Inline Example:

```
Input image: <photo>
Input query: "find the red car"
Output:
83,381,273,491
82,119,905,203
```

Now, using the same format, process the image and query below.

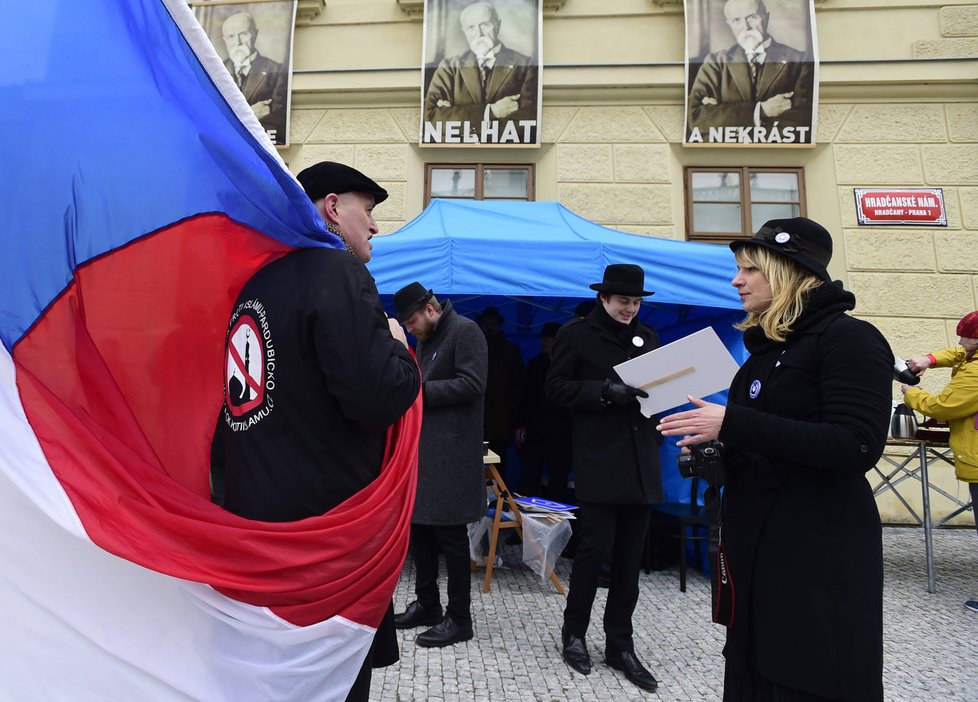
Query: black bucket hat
393,282,433,322
589,264,654,297
730,217,832,282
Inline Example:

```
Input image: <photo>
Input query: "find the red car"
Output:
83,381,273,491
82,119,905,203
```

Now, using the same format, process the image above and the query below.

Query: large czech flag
0,1,421,699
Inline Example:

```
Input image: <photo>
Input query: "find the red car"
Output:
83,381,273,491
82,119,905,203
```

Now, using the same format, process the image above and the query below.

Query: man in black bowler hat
214,161,419,702
545,263,663,693
391,281,488,648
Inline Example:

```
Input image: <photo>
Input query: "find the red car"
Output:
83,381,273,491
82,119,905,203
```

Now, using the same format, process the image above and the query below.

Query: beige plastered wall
280,0,978,525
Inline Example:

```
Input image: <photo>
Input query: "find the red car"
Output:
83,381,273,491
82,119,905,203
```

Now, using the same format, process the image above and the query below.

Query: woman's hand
656,395,726,447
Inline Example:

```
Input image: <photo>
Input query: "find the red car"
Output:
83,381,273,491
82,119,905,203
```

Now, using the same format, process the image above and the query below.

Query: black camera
677,440,726,486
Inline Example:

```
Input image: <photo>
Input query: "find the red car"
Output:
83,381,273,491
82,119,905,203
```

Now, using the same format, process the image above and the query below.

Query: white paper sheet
613,327,740,417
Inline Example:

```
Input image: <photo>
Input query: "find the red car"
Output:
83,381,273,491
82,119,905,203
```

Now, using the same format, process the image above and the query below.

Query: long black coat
546,304,663,504
717,283,891,701
412,301,488,526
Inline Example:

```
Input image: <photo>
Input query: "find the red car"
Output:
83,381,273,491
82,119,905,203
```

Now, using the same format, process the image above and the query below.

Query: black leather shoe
606,650,658,692
393,601,443,630
415,615,474,648
560,626,592,675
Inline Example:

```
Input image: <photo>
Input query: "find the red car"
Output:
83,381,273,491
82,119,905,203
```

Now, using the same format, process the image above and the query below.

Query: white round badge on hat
632,336,644,348
774,232,791,244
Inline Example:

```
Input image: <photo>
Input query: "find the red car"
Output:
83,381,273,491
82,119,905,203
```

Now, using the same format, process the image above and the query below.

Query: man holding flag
216,161,421,700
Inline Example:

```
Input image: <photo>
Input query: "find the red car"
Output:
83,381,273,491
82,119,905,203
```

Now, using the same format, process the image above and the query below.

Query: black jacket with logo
217,247,420,522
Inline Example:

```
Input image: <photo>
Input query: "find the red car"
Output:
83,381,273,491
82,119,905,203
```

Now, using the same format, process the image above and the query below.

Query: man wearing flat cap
545,263,663,693
391,282,488,648
214,161,419,701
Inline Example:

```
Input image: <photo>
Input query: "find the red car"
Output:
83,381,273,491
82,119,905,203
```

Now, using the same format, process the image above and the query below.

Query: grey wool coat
412,301,489,525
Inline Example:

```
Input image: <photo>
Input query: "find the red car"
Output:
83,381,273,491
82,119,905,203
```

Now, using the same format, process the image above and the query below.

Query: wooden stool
482,459,565,595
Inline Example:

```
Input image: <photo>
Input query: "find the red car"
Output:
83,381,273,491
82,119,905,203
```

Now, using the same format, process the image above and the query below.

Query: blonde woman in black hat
658,218,893,702
545,263,663,693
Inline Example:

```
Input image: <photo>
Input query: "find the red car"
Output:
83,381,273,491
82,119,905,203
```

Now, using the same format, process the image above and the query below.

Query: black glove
602,380,649,407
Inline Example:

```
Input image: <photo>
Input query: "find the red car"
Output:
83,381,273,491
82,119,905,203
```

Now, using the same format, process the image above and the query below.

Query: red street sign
853,188,947,226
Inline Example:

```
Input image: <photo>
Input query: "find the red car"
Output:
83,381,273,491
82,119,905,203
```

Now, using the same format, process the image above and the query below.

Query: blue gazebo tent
368,199,746,507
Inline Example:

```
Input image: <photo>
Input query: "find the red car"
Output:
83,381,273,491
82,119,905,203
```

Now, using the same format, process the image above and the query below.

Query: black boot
415,615,474,648
393,600,443,629
606,650,658,692
560,626,592,675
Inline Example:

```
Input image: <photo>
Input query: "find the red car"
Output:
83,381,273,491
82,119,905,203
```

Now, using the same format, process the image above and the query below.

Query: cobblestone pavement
372,527,977,701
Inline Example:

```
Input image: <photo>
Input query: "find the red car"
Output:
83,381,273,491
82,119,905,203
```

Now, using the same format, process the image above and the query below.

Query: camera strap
712,525,735,626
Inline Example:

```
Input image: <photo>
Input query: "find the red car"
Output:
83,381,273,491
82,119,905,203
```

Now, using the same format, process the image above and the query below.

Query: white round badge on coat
749,379,762,399
775,232,791,244
632,336,644,348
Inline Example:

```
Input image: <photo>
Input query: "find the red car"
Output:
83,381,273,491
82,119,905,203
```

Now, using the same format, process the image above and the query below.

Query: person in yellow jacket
902,310,978,613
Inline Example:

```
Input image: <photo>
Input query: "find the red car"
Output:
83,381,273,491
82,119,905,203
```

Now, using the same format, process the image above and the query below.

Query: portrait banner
683,0,819,147
193,0,296,147
420,0,543,147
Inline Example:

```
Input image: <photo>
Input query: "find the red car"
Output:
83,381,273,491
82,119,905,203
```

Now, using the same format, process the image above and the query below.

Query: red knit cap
956,311,978,338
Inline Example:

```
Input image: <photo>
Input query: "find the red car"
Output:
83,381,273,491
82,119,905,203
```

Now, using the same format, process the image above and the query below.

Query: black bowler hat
296,161,389,205
589,264,654,297
730,217,832,282
393,281,433,322
541,322,561,337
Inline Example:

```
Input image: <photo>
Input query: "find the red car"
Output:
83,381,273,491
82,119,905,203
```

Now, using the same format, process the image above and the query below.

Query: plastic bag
521,515,572,581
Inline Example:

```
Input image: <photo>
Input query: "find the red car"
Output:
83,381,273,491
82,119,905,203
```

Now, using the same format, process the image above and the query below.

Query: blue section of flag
0,0,336,351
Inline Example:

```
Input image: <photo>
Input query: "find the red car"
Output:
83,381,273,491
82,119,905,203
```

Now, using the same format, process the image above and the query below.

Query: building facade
277,0,977,523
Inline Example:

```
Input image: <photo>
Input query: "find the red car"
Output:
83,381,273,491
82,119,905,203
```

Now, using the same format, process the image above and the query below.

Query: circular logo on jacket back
226,315,265,416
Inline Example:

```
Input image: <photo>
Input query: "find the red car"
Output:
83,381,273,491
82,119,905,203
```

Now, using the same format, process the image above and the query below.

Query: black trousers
520,432,572,504
410,522,472,625
343,604,398,702
563,502,651,654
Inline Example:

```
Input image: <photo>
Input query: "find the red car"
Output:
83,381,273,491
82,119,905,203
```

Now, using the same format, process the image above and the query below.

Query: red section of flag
13,215,421,628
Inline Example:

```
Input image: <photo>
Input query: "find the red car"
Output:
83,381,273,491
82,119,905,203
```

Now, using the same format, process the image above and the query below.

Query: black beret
296,161,388,205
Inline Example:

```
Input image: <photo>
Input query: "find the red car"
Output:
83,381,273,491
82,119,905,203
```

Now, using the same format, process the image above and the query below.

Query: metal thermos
890,403,919,440
893,356,920,385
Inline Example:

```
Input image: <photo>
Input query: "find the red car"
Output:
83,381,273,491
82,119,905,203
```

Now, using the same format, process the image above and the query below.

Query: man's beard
413,318,436,342
228,44,252,67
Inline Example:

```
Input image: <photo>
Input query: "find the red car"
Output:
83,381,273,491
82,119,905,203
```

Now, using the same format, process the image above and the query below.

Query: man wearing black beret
214,162,419,702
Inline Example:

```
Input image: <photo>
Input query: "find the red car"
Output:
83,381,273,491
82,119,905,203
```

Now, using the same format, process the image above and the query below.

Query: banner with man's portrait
192,0,296,147
683,0,819,147
420,0,543,147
